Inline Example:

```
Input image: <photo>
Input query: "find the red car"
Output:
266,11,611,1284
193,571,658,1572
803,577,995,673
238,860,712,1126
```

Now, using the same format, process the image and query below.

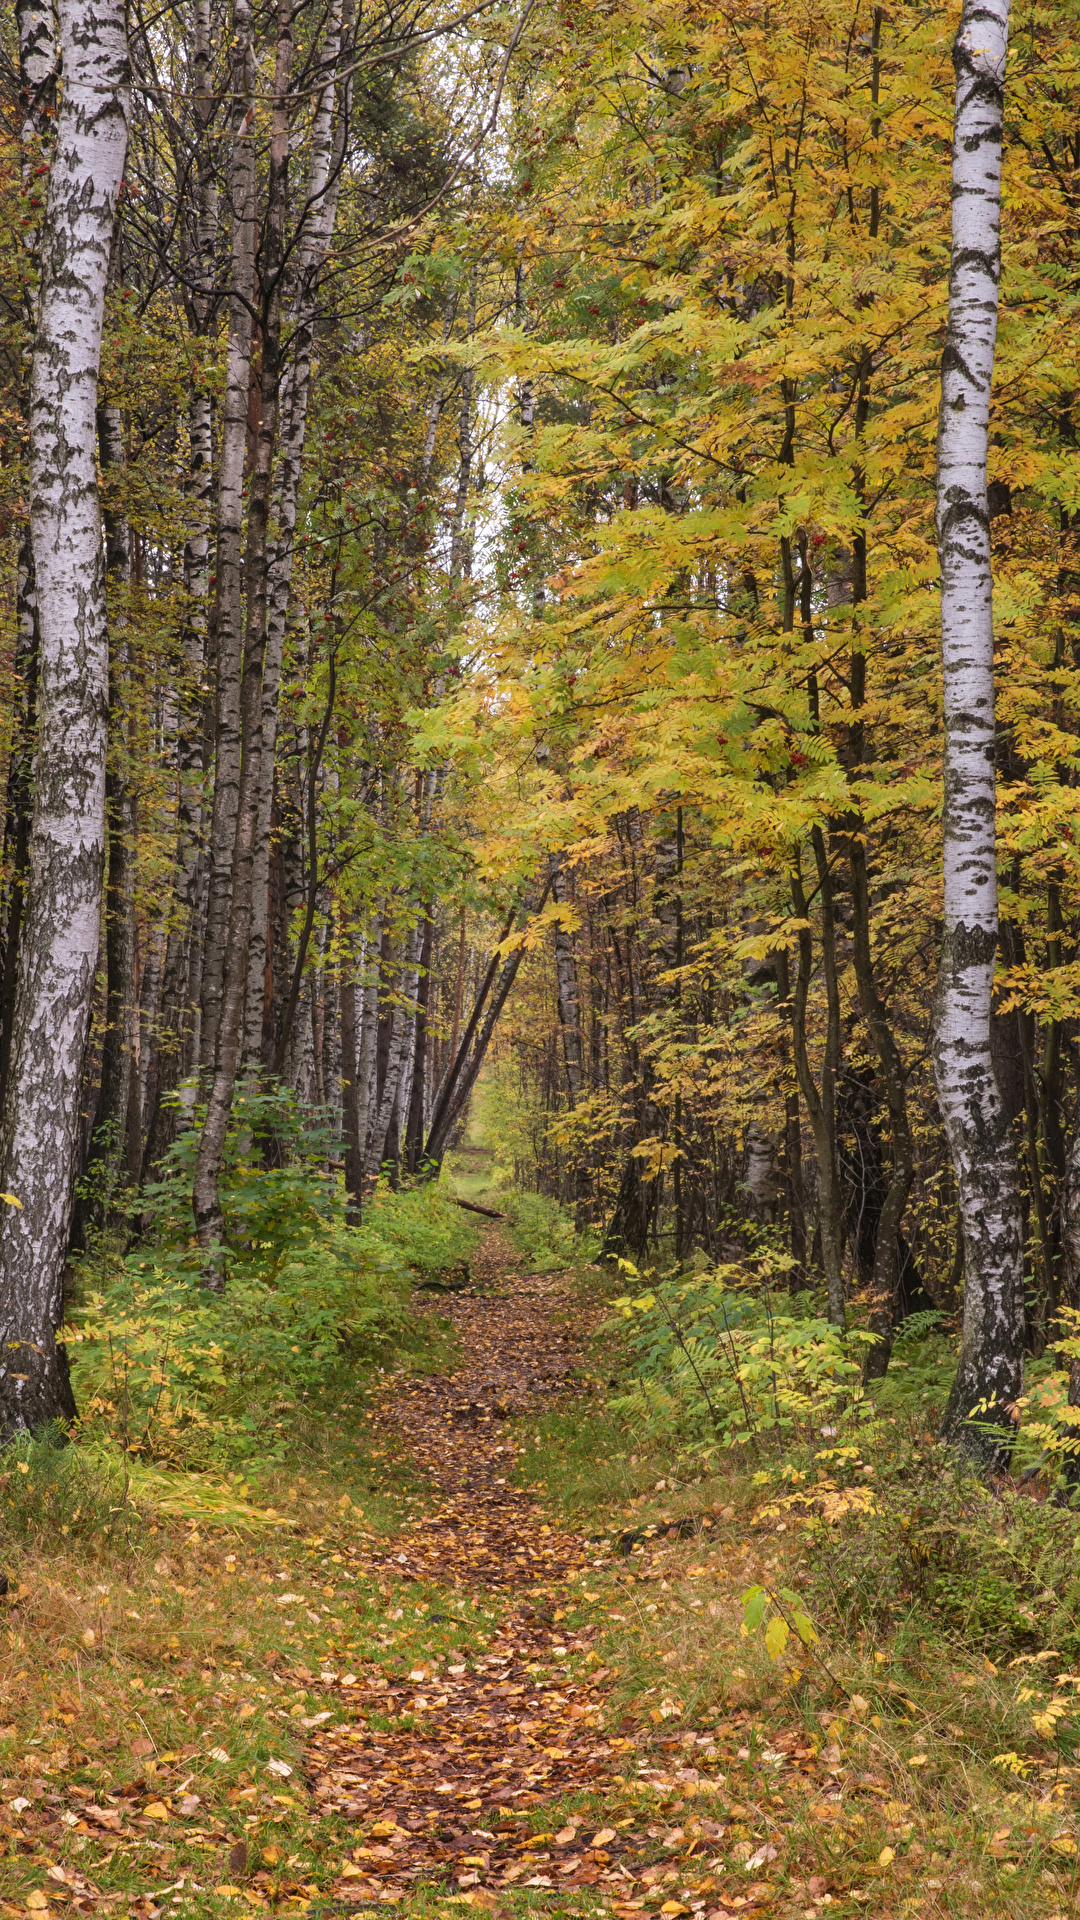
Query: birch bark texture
0,0,129,1434
934,0,1024,1464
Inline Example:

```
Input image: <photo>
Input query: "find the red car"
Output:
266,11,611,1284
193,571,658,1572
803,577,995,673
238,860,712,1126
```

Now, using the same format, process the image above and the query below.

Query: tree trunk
198,0,256,1074
193,0,293,1284
364,920,423,1179
244,0,351,1068
934,0,1024,1468
141,0,216,1173
790,849,846,1327
0,0,129,1434
404,909,434,1175
849,835,917,1378
549,856,583,1106
80,398,136,1217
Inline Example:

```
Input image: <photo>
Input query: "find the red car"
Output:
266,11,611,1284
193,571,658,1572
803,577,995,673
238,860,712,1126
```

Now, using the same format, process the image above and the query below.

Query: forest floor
0,1213,1076,1919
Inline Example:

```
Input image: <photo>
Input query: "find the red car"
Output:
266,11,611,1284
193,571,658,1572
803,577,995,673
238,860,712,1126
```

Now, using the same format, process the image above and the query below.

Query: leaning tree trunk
0,0,129,1435
934,0,1024,1468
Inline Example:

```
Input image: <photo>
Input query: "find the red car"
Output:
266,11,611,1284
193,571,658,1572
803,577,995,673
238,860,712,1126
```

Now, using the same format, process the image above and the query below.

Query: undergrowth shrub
67,1088,475,1469
609,1258,873,1454
502,1190,596,1271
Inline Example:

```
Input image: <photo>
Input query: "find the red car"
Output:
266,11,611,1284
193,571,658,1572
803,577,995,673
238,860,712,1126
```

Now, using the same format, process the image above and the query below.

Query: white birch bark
0,0,128,1433
934,0,1025,1464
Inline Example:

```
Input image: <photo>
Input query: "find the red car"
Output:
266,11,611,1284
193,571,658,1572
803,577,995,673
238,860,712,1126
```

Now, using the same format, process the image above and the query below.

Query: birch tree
0,0,129,1433
933,0,1024,1463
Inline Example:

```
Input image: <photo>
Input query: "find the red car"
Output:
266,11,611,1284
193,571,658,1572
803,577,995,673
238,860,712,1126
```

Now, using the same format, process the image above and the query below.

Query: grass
4,1157,1080,1920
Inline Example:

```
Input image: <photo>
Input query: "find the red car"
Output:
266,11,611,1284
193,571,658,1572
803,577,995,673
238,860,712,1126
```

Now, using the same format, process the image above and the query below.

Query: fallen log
451,1197,507,1220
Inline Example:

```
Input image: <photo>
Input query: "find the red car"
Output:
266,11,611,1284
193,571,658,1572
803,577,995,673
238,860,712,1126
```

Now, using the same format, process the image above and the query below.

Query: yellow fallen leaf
0,1194,22,1209
213,1888,241,1899
1051,1834,1078,1855
143,1801,170,1820
370,1819,398,1837
660,1904,689,1917
25,1897,49,1914
592,1828,617,1847
555,1826,578,1846
909,1754,928,1767
340,1864,365,1879
878,1846,894,1866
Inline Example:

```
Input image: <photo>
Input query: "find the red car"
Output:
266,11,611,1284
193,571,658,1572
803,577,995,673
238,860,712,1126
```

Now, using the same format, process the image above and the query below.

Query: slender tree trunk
340,923,365,1219
850,834,916,1378
790,850,846,1327
934,0,1025,1467
355,912,381,1164
244,0,351,1067
0,0,129,1434
199,0,255,1073
84,399,136,1209
141,6,216,1173
365,920,423,1178
193,0,293,1283
549,856,583,1106
404,910,434,1174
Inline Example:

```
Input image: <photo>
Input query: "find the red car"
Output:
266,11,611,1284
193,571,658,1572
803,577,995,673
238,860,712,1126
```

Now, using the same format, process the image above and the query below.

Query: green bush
609,1258,873,1454
502,1189,595,1271
67,1086,477,1467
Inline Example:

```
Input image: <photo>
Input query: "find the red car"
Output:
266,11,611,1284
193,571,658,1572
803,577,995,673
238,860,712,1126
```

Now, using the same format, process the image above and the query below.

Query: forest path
305,1228,647,1909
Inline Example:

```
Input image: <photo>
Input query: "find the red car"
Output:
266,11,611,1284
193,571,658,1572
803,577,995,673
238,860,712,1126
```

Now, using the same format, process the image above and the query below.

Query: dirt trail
305,1229,645,1908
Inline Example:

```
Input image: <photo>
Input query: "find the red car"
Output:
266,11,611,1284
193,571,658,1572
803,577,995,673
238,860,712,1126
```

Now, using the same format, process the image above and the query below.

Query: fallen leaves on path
306,1233,777,1917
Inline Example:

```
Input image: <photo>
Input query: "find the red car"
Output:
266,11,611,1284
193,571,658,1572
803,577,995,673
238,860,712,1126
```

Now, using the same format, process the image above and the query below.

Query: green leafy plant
609,1259,874,1454
742,1582,820,1662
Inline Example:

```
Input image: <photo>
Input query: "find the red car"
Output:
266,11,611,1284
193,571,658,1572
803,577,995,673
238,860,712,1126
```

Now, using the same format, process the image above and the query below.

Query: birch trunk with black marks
934,0,1025,1466
0,0,129,1434
198,0,255,1073
193,0,293,1283
244,0,350,1067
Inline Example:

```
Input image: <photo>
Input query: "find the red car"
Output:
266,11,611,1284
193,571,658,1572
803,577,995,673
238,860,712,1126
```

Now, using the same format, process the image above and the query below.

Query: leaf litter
306,1232,770,1916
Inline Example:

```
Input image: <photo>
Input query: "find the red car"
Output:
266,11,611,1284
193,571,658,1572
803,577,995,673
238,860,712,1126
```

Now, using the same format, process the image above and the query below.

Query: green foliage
742,1583,818,1663
501,1189,595,1272
67,1090,477,1468
362,1181,478,1281
610,1260,874,1453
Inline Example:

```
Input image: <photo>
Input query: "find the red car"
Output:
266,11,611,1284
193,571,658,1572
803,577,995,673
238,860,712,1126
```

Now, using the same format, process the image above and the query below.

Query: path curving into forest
304,1228,645,1905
